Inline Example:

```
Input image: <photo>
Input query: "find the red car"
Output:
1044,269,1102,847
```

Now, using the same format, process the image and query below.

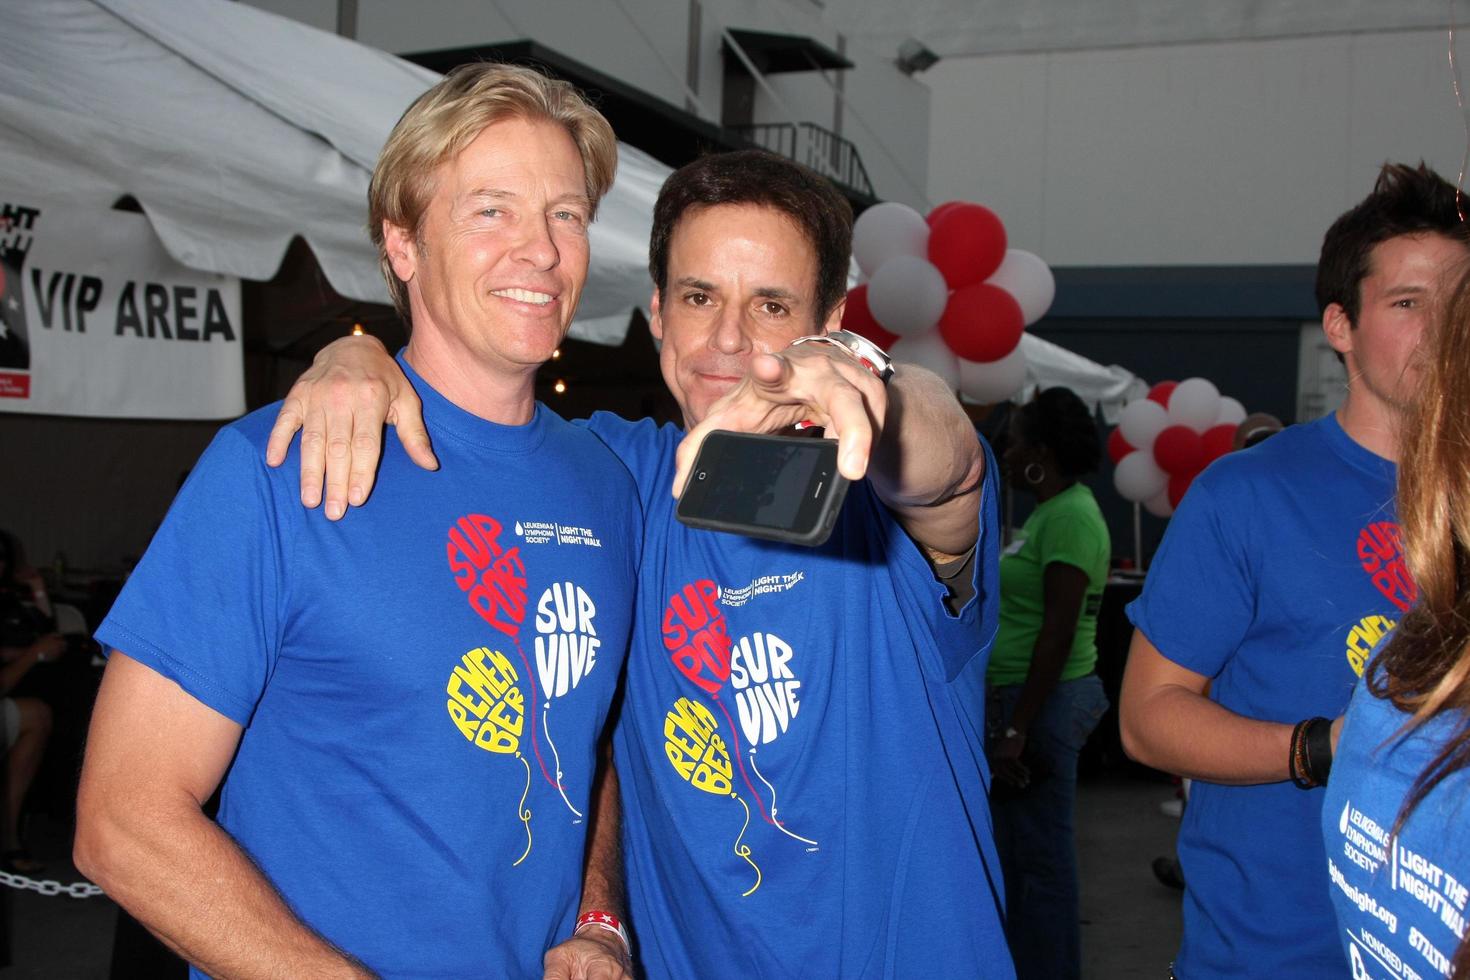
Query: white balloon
853,202,930,277
958,344,1027,404
890,331,960,391
1113,450,1168,503
1168,377,1221,432
1118,399,1169,453
1214,395,1246,427
1143,491,1174,518
986,249,1056,325
867,256,950,336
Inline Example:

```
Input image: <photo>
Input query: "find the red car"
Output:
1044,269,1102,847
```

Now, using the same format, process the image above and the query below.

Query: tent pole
1133,501,1143,572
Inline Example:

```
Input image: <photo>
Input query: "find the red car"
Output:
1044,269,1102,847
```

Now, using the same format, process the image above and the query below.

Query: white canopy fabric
0,0,670,344
1016,333,1145,423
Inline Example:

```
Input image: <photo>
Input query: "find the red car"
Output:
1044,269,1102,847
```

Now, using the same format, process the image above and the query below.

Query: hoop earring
1024,463,1046,486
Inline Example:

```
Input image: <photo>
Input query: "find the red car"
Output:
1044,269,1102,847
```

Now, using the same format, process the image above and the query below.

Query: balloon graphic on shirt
534,582,602,821
664,697,762,896
444,646,535,866
662,580,732,694
728,631,819,848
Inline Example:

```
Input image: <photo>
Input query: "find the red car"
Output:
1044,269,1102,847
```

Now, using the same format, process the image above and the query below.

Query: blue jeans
988,673,1109,980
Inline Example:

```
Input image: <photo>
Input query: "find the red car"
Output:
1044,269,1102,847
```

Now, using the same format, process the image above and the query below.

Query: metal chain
0,869,105,898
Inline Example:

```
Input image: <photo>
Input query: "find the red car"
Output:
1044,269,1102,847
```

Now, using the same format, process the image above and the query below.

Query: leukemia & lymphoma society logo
718,570,805,608
514,519,602,547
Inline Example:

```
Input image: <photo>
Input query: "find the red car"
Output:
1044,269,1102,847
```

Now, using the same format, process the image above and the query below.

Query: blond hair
368,63,617,320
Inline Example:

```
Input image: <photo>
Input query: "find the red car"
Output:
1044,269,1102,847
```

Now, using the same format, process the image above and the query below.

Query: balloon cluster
839,201,1056,404
1108,379,1247,518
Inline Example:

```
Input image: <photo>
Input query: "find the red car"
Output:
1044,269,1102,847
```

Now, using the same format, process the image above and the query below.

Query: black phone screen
677,432,848,546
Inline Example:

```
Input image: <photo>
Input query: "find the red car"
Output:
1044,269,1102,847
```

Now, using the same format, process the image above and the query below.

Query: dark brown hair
648,149,853,324
1315,162,1468,324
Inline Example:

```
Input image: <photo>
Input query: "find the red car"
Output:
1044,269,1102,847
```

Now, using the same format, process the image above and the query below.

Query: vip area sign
0,196,243,419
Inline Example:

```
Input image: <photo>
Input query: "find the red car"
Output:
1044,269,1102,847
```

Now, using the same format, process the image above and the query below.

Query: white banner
0,195,243,418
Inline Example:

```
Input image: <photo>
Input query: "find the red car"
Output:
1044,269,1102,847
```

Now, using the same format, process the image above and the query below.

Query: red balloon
937,283,1024,363
1147,381,1178,407
840,284,901,350
1152,425,1204,477
1201,423,1236,462
1167,472,1195,508
926,200,967,228
1107,428,1134,465
927,204,1007,289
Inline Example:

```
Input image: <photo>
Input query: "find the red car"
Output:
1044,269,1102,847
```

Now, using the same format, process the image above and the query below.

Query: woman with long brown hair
1323,266,1470,978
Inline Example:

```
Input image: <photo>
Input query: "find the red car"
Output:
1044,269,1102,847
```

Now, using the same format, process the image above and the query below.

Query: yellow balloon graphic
664,697,733,795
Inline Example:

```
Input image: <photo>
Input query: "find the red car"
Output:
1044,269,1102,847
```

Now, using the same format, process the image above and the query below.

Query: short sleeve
95,425,296,725
1126,477,1255,679
1034,511,1107,577
871,437,1001,683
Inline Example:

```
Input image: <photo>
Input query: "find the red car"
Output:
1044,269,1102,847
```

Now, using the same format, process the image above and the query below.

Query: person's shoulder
1190,418,1317,493
543,410,638,481
579,411,675,443
186,404,288,471
579,411,684,465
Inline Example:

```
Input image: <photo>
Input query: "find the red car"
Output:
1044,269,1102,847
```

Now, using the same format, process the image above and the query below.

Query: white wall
926,30,1468,265
241,0,932,205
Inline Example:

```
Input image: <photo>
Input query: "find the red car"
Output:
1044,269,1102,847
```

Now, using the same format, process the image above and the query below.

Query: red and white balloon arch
840,199,1054,404
1108,378,1248,518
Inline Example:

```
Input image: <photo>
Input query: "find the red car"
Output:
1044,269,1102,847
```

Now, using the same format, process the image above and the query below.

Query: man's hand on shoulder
543,932,633,980
265,334,435,520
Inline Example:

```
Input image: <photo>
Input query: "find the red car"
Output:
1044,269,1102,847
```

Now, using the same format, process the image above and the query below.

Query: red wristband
574,910,630,958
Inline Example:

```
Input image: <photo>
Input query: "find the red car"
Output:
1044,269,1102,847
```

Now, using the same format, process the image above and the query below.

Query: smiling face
649,203,843,427
384,115,590,384
1327,232,1469,416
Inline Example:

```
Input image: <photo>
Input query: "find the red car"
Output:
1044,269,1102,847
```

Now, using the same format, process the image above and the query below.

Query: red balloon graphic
1107,428,1135,465
1147,381,1178,407
927,204,1007,290
1152,425,1205,477
840,284,901,349
937,283,1024,363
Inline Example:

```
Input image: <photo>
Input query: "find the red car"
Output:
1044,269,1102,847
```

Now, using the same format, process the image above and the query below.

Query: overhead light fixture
553,379,567,394
896,38,939,76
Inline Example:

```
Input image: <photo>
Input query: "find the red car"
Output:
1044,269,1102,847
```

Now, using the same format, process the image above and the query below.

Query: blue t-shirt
97,357,641,979
1324,670,1470,980
1127,412,1408,978
580,413,1012,980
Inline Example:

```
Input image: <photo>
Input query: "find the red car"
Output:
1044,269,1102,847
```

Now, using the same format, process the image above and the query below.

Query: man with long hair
1324,265,1470,979
1121,163,1470,977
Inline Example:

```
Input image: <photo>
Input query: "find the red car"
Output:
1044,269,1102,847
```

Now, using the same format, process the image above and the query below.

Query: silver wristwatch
788,329,895,384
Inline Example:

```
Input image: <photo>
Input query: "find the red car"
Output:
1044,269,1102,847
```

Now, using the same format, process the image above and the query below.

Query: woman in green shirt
988,387,1111,980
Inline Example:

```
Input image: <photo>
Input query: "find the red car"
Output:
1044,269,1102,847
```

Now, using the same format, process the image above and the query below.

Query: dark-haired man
1120,163,1470,977
270,149,1014,978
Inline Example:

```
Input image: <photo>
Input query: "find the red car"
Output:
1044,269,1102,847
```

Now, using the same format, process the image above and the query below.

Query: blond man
75,65,640,979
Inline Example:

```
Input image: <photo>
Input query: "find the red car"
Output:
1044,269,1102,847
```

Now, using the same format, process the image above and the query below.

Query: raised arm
675,347,981,558
74,653,374,978
265,334,433,520
1118,629,1295,784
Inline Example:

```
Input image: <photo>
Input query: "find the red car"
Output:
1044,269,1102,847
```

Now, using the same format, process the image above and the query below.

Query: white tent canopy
0,0,670,344
0,0,1140,399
